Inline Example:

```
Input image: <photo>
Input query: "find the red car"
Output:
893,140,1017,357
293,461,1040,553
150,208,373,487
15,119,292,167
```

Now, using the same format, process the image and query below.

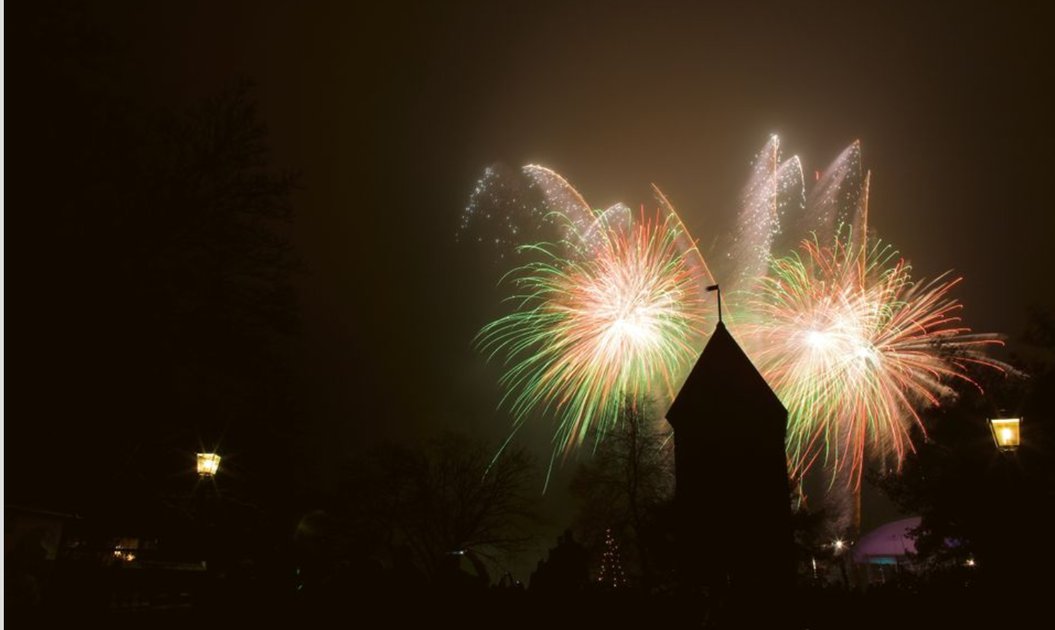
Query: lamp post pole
195,453,221,572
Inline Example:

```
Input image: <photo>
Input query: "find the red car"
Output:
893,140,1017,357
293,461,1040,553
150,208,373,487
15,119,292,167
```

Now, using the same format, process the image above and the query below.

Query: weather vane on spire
707,283,721,324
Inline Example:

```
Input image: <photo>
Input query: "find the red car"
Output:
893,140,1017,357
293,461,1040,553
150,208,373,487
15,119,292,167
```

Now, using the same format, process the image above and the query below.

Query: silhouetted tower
666,319,794,596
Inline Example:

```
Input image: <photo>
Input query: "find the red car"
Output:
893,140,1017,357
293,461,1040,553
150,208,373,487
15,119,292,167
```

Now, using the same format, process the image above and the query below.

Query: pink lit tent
852,516,921,565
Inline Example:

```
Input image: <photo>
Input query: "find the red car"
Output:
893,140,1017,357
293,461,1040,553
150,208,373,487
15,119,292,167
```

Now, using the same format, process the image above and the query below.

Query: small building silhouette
529,529,589,593
666,320,794,594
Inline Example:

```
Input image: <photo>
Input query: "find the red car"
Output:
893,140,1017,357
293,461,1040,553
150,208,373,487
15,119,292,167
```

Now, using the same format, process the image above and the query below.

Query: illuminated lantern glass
988,418,1021,451
197,452,221,477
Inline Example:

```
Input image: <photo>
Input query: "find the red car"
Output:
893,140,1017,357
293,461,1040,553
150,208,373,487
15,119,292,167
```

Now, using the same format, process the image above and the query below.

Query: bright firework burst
474,174,712,469
742,227,1010,488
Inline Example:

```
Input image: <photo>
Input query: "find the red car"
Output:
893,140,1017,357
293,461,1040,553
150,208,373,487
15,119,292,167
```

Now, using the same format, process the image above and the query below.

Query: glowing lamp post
196,452,221,477
988,418,1021,452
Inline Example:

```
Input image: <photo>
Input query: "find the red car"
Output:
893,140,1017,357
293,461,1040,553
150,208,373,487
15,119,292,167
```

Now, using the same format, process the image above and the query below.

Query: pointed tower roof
666,321,785,430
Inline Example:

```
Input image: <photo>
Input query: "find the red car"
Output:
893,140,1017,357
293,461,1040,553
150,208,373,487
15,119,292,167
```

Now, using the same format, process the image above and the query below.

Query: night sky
7,1,1055,533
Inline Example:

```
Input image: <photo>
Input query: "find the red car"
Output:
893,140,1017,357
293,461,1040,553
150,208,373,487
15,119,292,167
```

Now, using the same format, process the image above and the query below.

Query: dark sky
9,1,1055,533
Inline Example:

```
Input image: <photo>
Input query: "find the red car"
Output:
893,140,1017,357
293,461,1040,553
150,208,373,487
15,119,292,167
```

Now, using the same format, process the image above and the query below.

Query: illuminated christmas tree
596,528,628,588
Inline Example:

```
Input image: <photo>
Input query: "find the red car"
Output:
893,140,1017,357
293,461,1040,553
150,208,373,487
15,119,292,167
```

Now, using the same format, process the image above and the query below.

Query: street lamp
988,418,1021,452
197,452,221,477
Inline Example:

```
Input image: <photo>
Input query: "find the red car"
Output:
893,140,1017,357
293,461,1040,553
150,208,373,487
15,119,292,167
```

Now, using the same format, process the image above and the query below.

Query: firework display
729,139,1009,488
463,138,1008,487
470,170,712,464
741,231,1007,487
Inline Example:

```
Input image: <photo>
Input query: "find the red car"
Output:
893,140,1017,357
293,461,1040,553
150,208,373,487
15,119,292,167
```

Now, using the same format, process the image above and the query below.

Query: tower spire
707,283,722,324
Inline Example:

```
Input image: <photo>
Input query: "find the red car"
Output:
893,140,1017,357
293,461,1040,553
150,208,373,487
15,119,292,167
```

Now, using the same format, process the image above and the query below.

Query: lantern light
988,418,1021,451
197,452,221,477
